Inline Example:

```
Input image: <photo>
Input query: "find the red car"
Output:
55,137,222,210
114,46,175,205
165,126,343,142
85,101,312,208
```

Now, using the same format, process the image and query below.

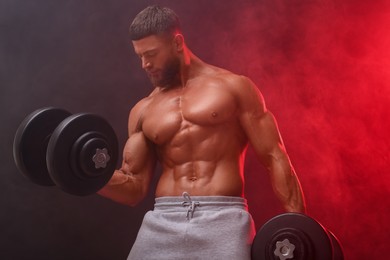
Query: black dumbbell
13,107,119,196
251,213,344,260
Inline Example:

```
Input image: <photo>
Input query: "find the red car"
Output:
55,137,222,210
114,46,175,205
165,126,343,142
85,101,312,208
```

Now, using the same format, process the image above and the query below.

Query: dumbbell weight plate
251,213,333,260
13,107,72,186
46,113,118,196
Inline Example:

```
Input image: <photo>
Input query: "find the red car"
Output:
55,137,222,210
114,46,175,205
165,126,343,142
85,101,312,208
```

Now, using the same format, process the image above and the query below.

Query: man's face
132,35,180,88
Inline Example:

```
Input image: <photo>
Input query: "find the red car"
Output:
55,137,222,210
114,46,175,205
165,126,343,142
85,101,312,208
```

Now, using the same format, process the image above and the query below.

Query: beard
147,56,180,88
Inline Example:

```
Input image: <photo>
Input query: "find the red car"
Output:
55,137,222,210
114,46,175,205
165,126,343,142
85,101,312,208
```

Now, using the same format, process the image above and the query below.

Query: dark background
1,0,389,259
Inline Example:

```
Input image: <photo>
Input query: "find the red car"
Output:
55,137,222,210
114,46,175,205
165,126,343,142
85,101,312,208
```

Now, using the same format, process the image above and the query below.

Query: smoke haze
1,0,389,259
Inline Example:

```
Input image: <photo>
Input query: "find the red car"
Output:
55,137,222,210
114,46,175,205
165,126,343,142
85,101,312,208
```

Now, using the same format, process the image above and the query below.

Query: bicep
236,77,286,166
121,132,156,177
121,101,156,177
242,111,286,166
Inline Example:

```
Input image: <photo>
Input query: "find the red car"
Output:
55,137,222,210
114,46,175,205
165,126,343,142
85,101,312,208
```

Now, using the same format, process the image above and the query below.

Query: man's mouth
147,70,159,77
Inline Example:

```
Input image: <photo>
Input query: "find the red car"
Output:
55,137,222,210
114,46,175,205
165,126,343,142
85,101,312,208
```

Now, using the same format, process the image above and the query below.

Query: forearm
97,170,148,206
269,156,306,213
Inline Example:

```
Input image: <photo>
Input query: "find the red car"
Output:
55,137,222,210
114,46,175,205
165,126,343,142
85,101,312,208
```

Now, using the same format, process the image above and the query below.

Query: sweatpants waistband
154,192,248,212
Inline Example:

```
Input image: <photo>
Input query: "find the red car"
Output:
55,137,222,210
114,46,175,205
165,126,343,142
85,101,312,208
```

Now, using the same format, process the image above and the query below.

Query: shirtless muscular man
98,5,306,259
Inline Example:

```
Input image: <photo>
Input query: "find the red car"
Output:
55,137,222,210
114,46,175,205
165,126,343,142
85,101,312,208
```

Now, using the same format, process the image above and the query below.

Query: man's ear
173,34,184,52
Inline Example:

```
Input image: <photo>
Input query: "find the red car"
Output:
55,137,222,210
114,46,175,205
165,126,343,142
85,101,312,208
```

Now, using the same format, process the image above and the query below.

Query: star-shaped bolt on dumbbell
274,238,295,260
92,148,111,169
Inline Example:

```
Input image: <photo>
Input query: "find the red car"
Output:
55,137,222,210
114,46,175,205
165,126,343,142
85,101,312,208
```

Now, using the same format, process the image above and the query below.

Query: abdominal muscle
156,160,245,198
154,129,247,198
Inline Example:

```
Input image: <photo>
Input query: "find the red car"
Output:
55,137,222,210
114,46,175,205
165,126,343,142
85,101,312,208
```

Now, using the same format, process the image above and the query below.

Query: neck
178,48,203,87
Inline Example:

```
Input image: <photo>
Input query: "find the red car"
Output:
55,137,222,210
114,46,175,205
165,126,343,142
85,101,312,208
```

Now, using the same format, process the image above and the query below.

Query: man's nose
142,58,152,70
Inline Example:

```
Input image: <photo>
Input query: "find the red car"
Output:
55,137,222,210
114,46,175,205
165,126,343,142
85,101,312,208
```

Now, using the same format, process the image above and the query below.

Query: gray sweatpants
128,192,256,260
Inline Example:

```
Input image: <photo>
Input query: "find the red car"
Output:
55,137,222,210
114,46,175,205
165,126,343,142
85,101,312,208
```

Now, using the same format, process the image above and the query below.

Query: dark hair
129,5,181,40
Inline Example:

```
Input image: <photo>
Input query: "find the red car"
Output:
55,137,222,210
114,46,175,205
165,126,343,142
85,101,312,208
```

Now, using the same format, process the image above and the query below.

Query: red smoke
175,0,390,258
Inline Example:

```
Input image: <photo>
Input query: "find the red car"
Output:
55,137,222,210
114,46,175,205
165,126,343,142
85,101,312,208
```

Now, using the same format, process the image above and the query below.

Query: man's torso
138,68,248,197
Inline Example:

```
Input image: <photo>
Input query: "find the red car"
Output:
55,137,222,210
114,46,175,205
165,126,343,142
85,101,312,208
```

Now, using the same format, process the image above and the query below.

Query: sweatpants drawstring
182,192,200,220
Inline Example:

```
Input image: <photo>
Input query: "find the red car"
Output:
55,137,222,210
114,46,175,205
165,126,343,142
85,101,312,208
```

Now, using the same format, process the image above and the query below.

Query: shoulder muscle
128,97,152,135
227,75,267,117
